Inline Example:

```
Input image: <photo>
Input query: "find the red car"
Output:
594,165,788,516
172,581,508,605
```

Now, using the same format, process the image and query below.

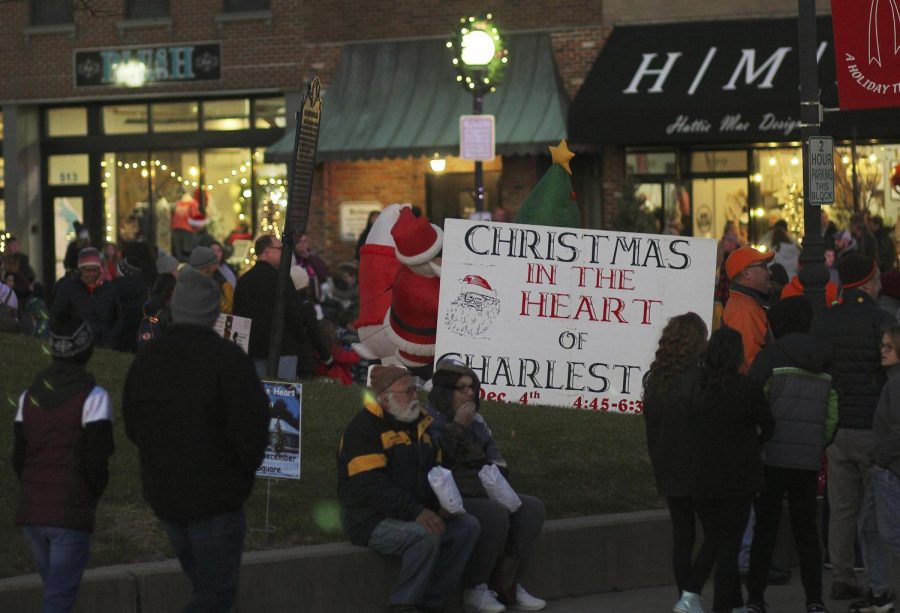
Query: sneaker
673,591,705,613
831,581,863,600
512,584,545,611
805,603,828,613
848,589,895,613
463,584,506,613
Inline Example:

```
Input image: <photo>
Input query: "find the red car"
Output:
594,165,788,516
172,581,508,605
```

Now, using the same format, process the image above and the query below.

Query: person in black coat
110,257,149,352
643,312,711,613
50,247,122,349
122,267,268,612
233,234,327,380
811,253,896,599
682,327,774,613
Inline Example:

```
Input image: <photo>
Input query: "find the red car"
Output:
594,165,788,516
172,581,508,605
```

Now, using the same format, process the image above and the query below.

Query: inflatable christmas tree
514,139,581,228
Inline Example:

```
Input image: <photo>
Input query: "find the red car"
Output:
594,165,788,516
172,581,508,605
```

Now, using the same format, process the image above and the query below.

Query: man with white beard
337,365,480,613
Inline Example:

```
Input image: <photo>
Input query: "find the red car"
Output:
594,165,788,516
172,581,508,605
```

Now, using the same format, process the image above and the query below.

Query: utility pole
797,0,829,315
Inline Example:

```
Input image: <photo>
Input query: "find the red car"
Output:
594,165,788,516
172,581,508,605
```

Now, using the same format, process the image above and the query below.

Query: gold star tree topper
549,139,575,176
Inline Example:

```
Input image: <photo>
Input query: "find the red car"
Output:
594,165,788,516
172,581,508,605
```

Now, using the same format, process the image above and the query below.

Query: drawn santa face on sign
445,274,502,338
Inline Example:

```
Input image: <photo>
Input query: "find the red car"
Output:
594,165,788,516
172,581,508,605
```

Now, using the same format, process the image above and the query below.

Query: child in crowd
13,307,115,612
316,318,360,385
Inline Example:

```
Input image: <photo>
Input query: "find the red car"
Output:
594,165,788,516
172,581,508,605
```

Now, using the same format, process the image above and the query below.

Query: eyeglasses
882,343,895,352
454,383,475,393
387,386,418,398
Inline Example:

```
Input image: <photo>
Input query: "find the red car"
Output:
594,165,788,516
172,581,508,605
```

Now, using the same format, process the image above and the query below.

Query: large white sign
435,220,717,414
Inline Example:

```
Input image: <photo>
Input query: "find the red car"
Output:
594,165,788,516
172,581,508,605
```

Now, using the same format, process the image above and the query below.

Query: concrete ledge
0,509,804,612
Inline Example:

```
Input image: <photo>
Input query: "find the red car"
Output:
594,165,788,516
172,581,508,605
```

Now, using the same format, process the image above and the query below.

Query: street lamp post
449,14,508,213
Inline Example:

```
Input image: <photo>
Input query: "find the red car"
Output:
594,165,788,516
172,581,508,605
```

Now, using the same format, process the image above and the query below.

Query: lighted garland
446,13,509,94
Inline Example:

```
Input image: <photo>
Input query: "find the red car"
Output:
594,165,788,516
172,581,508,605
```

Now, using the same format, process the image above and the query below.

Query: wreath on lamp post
447,13,509,94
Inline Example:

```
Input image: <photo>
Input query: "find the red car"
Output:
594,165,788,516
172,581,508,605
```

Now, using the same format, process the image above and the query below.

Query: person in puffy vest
12,306,114,612
745,296,837,613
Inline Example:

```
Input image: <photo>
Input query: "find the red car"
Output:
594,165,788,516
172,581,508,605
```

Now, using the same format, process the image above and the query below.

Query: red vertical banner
832,0,900,109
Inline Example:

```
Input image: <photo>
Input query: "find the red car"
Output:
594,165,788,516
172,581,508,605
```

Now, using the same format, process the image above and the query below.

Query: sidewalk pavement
543,574,855,612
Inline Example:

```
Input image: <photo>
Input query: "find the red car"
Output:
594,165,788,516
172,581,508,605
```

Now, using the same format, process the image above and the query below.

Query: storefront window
103,153,153,242
47,107,88,137
203,148,253,247
0,110,5,140
151,102,198,132
0,157,4,189
32,0,74,25
225,0,270,11
690,150,747,174
48,154,90,186
254,97,286,129
751,148,804,243
103,104,149,134
626,151,675,175
254,149,287,241
828,144,900,229
204,99,251,131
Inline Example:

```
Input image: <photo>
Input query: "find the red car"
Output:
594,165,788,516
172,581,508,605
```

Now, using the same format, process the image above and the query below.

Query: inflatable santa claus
384,208,443,369
352,203,408,361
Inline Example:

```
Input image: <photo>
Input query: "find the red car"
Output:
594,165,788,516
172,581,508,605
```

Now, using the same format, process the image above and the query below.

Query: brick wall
0,0,304,101
301,1,603,43
601,145,626,229
605,0,832,24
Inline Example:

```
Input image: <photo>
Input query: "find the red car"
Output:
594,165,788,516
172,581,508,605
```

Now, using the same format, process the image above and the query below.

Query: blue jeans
860,466,900,595
368,514,480,608
22,525,92,613
253,356,297,381
161,510,246,613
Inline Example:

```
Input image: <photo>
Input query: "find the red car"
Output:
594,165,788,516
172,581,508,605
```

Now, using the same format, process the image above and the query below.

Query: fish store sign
75,43,221,88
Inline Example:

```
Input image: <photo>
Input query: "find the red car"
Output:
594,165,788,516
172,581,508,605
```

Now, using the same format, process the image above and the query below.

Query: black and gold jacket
337,394,440,546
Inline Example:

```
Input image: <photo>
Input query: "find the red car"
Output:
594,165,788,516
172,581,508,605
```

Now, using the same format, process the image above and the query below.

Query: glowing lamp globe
460,29,496,66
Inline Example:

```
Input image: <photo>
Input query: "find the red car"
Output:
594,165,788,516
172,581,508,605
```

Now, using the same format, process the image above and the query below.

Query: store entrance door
690,177,746,239
45,186,91,282
426,171,501,225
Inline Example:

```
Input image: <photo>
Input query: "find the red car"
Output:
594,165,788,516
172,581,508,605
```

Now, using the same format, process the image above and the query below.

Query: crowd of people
9,207,900,613
0,224,367,386
647,210,900,613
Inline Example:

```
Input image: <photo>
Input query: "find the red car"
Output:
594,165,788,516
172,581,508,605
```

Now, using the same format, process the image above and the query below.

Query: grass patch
0,334,661,578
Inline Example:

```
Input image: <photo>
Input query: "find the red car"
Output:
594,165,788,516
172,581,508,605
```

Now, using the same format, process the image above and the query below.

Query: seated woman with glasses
426,358,547,612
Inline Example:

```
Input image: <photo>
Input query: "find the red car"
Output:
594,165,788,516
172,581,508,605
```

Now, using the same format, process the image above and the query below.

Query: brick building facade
0,0,606,282
3,0,874,285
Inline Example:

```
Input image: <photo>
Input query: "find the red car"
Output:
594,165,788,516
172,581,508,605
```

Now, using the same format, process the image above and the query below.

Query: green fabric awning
267,33,568,163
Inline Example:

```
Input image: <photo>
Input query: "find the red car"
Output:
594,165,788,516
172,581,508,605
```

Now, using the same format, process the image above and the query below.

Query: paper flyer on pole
258,381,302,479
214,313,252,353
434,219,717,413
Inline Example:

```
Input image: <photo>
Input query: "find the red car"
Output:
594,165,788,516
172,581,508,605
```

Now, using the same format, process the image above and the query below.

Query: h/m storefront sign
74,43,221,87
568,17,846,145
434,220,717,413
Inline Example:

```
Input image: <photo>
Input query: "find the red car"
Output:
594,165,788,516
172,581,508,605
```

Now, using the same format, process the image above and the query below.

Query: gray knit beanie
170,267,221,327
189,246,217,269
